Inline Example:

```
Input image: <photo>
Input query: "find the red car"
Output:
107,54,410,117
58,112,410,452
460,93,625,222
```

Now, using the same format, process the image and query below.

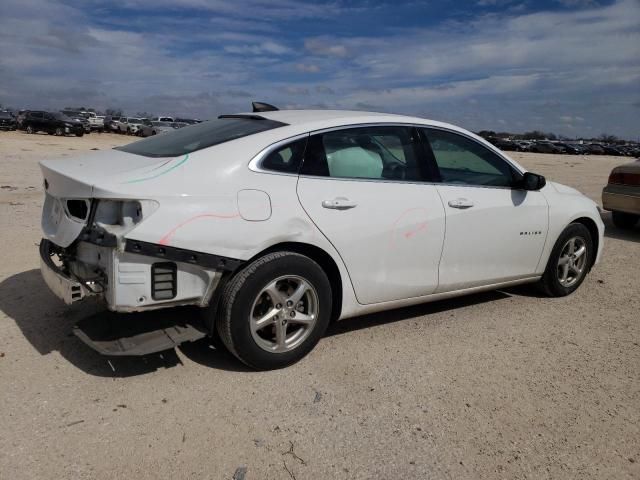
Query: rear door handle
322,197,358,210
448,198,474,209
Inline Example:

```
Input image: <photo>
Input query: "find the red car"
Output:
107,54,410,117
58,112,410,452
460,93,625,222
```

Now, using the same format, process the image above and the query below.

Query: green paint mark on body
124,154,190,184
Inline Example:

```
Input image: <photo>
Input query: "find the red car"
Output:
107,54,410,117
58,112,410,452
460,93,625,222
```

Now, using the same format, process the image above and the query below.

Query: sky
0,0,639,138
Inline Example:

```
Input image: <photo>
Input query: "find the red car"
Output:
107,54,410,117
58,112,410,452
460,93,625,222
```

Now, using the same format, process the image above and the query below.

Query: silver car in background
139,121,175,137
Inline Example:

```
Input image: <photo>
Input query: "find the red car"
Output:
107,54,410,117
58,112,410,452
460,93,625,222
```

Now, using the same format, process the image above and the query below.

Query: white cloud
304,38,350,58
295,63,320,73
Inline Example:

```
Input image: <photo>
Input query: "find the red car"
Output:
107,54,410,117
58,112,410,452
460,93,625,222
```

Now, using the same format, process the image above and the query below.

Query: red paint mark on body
158,212,240,246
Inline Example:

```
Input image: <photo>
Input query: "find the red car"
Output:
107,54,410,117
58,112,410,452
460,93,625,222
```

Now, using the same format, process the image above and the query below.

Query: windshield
128,118,143,124
54,113,74,121
152,121,171,127
116,117,287,157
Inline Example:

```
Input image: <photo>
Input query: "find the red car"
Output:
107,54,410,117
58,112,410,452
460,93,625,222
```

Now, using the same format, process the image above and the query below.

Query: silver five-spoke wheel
557,236,587,287
250,275,319,353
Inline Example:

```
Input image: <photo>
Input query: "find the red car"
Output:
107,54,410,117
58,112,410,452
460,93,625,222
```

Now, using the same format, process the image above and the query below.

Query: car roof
233,109,459,132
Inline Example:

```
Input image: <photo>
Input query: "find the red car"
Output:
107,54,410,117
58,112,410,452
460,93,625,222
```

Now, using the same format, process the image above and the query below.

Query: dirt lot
0,131,638,479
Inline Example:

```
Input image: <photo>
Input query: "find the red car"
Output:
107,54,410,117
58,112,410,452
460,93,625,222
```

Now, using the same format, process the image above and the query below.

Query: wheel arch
204,241,345,335
249,242,343,323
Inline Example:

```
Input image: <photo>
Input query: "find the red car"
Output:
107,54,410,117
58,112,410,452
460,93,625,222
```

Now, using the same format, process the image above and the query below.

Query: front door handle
322,197,358,210
448,198,474,209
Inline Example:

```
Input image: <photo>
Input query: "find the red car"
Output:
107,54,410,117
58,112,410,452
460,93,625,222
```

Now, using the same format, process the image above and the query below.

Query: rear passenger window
301,127,423,181
261,138,308,173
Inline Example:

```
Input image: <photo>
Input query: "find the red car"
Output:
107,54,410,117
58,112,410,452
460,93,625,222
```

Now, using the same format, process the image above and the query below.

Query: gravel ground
0,131,638,479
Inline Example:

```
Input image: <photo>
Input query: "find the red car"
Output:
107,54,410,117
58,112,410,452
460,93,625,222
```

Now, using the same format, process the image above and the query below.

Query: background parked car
530,141,564,154
103,115,121,132
174,117,201,125
61,110,91,133
555,143,582,154
602,145,623,156
492,138,518,151
602,159,640,229
22,111,84,136
117,117,147,135
0,111,17,130
139,120,175,137
84,111,104,132
587,144,606,155
152,116,174,122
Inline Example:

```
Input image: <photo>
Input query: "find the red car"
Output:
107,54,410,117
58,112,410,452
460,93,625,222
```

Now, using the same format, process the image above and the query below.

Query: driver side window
422,128,516,187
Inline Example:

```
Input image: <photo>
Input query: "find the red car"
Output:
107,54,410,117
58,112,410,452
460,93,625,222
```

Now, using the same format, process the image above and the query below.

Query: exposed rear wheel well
250,242,343,322
572,217,599,269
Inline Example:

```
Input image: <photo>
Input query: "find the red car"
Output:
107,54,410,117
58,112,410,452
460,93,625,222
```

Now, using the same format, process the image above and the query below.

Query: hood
40,149,172,198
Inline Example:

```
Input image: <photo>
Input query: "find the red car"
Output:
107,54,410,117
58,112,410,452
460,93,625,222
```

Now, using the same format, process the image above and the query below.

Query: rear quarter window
115,117,286,157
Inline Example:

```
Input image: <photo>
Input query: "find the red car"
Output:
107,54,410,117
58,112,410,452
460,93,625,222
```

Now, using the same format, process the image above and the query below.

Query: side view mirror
521,172,546,191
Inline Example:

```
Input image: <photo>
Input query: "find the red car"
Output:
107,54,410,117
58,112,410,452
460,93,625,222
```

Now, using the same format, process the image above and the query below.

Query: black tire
611,211,639,229
75,131,83,137
26,125,34,134
55,127,63,136
538,223,593,297
215,251,332,370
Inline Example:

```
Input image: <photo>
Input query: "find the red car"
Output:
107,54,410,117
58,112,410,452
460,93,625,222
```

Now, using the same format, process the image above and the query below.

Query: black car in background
587,144,606,155
60,110,91,133
530,141,564,154
0,111,17,130
174,118,202,125
555,142,583,154
602,145,623,156
22,111,84,136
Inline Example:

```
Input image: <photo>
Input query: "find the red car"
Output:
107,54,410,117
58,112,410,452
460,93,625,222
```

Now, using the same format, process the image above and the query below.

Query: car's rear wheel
26,125,34,134
75,131,83,137
216,252,332,370
538,223,593,297
55,127,63,136
611,211,639,229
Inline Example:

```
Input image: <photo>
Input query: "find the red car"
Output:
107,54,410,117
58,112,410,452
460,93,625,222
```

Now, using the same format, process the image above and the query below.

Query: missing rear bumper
40,239,93,304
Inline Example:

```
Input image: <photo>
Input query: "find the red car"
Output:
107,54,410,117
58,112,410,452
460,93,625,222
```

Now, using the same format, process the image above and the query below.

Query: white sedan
39,105,604,369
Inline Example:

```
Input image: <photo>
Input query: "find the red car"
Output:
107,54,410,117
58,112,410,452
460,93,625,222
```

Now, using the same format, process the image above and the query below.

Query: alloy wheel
557,236,588,287
249,275,319,353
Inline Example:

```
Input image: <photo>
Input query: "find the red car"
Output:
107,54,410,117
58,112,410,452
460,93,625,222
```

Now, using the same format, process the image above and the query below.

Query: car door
296,125,446,305
42,112,55,132
419,128,548,292
29,111,43,131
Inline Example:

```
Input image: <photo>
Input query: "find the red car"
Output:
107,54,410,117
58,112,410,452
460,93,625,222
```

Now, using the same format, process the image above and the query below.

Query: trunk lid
40,149,163,198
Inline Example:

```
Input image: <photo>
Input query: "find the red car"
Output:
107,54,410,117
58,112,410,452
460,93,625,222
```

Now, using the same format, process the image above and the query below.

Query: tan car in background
602,159,640,229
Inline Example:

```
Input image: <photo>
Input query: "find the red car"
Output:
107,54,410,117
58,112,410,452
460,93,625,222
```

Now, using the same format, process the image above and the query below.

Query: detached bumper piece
73,312,207,356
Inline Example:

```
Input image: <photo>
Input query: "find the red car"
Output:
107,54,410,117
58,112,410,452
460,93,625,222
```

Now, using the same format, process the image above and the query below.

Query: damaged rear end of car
39,151,233,314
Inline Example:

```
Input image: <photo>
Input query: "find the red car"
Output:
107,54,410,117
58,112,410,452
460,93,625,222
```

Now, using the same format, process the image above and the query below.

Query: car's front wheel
216,252,332,370
538,223,593,297
611,211,639,229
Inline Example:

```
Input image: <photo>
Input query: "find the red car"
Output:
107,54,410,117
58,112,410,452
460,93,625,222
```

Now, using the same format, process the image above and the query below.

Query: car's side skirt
338,275,541,320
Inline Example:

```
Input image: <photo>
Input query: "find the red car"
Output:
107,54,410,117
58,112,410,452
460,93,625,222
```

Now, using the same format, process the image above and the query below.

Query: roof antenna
252,102,279,112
